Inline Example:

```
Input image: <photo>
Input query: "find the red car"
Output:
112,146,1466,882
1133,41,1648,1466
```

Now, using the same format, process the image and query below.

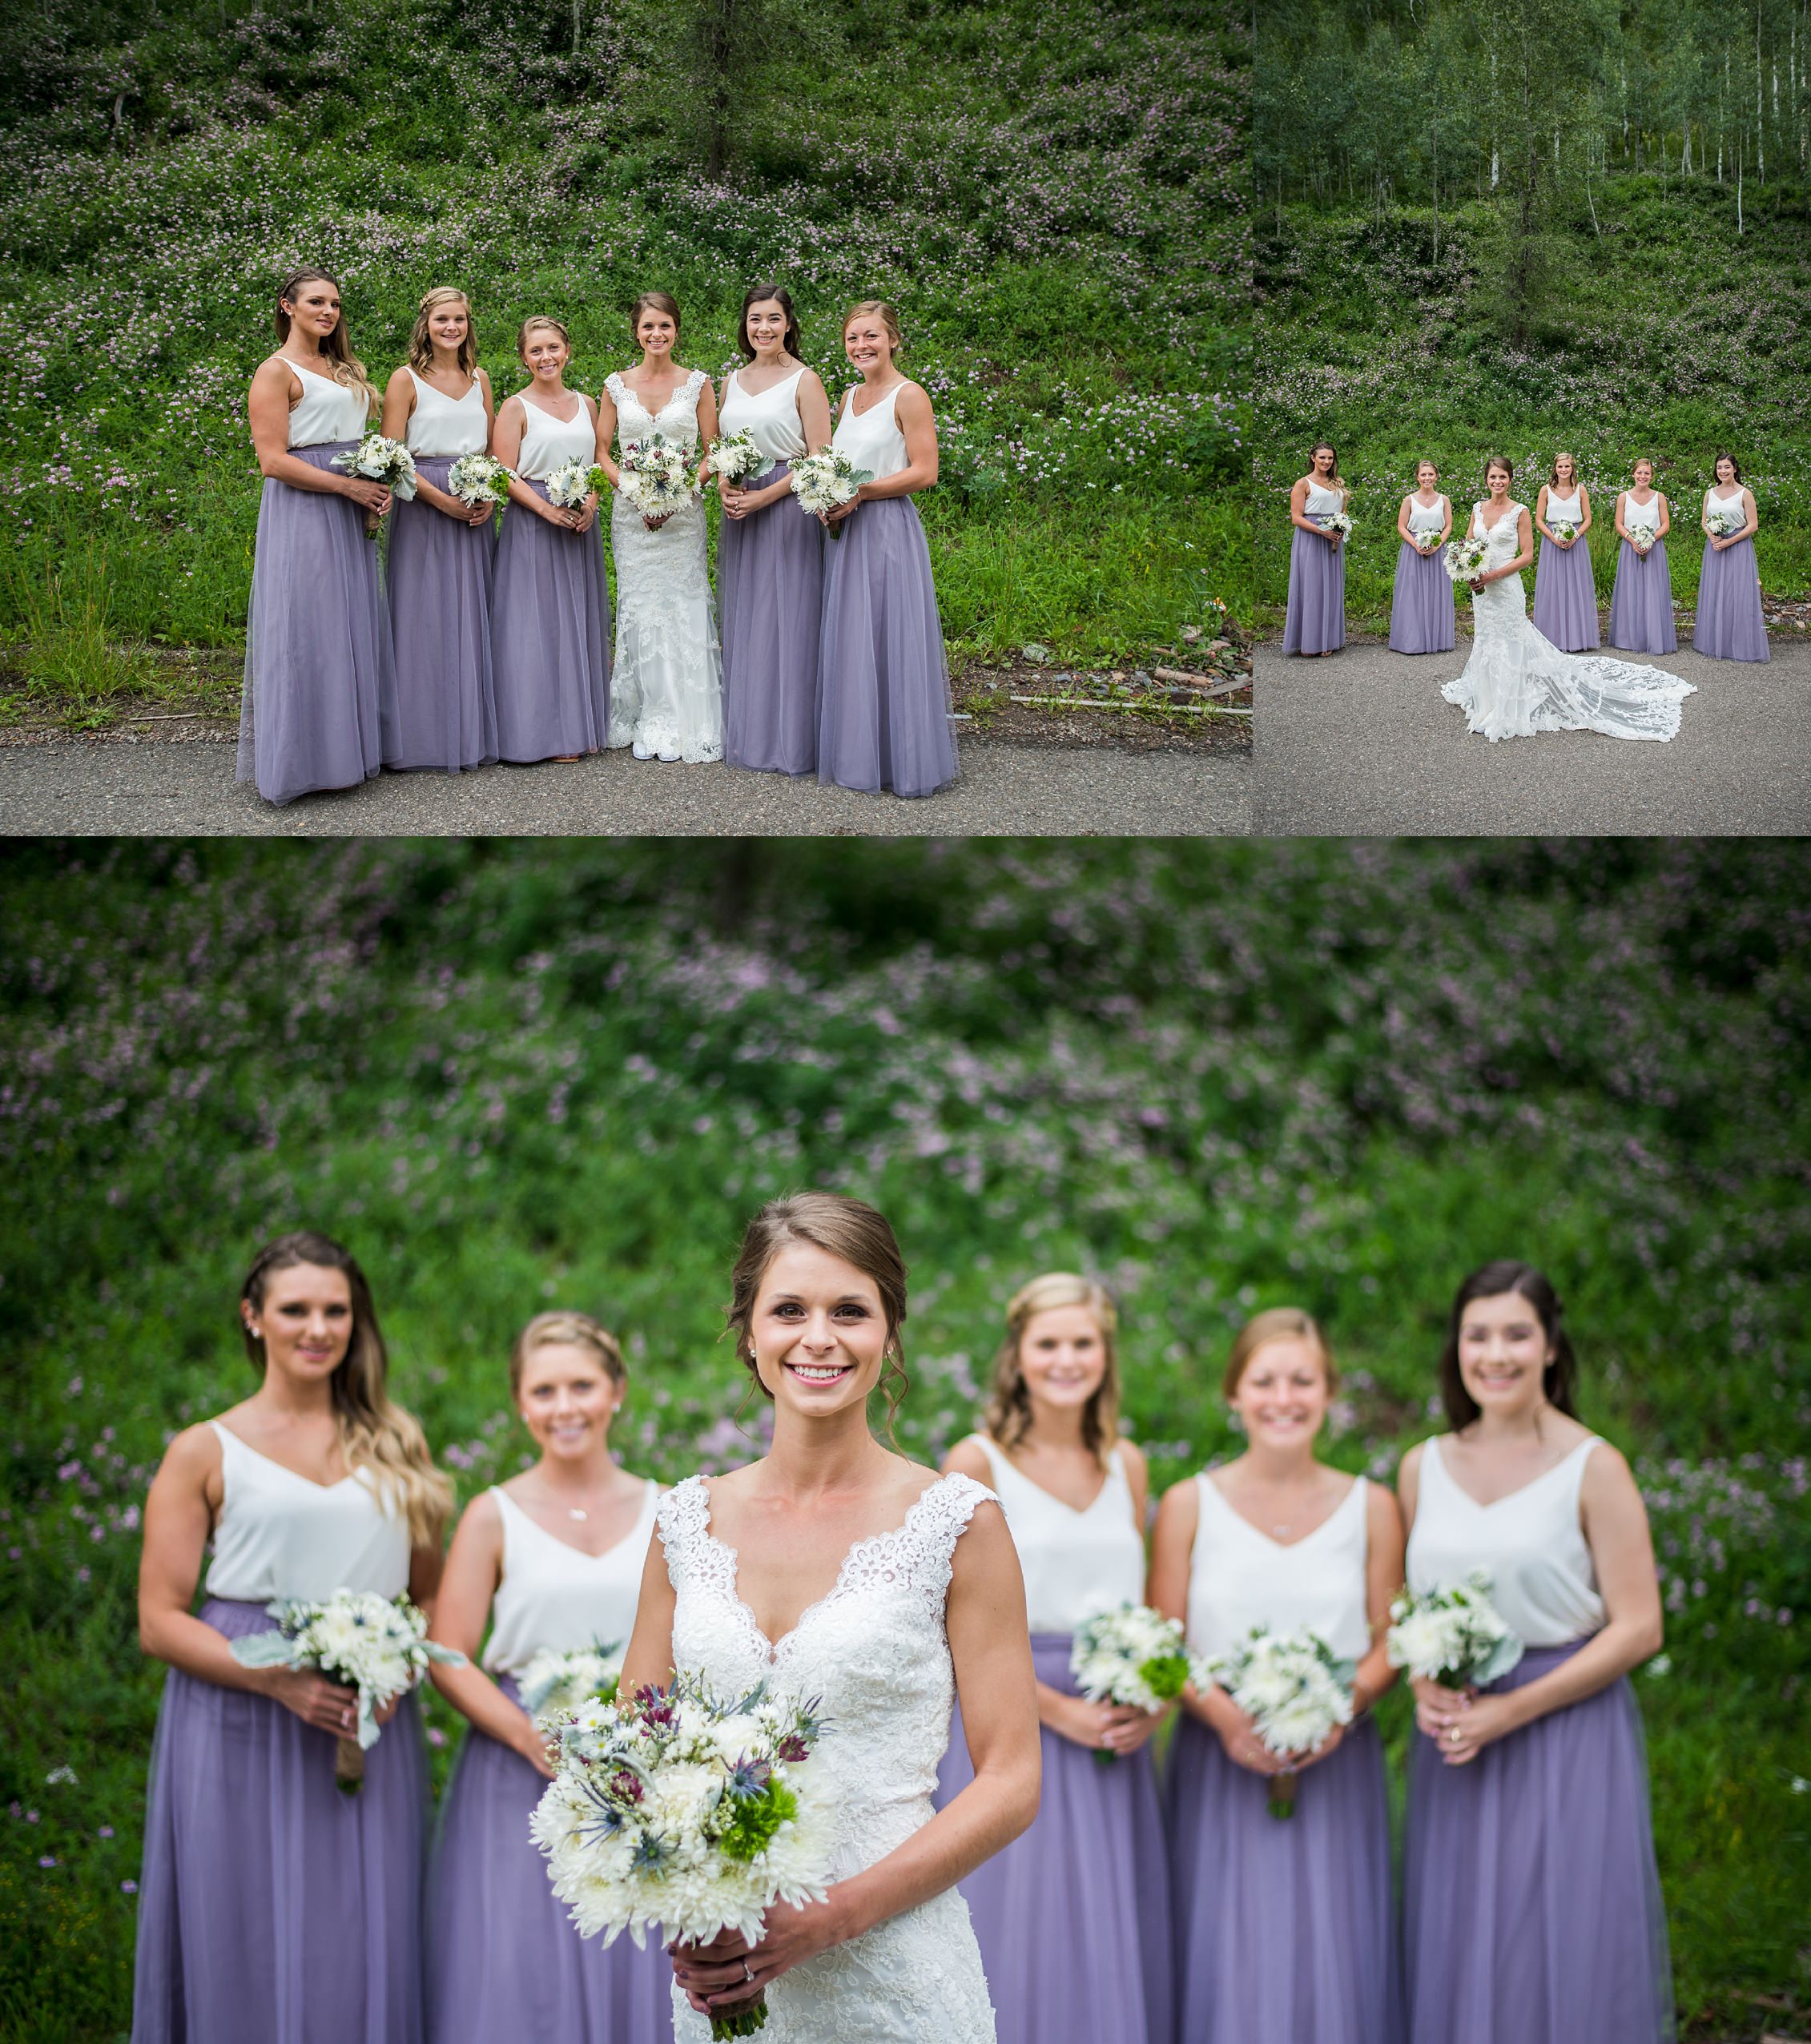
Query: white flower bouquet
1706,505,1746,541
1069,1603,1201,1762
330,433,417,506
789,448,873,541
1385,1571,1523,1694
1443,533,1491,584
542,460,598,510
517,1640,626,1728
706,429,777,491
619,434,702,524
1414,527,1443,553
1548,519,1578,545
530,1672,834,2039
1206,1625,1354,1818
1315,509,1353,540
446,452,513,510
229,1589,465,1792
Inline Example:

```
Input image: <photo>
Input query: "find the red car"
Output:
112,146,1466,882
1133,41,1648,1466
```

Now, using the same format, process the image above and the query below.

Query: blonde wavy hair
408,287,479,377
239,1232,452,1546
274,268,376,402
1221,1306,1337,1401
1548,450,1580,489
982,1272,1121,1467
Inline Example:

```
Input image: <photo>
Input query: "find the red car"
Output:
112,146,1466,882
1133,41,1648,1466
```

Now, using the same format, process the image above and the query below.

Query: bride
619,1192,1040,2042
598,291,725,763
1443,457,1696,742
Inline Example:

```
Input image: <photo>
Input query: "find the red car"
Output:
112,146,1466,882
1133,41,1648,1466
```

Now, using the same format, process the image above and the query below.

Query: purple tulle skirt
1282,524,1345,654
131,1597,428,2044
427,1676,673,2043
1165,1711,1398,2044
1388,540,1455,653
1531,533,1600,650
1607,540,1678,654
1694,535,1770,661
491,482,613,762
721,463,824,775
1403,1640,1673,2044
816,493,957,799
384,456,499,773
236,442,391,805
935,1635,1173,2044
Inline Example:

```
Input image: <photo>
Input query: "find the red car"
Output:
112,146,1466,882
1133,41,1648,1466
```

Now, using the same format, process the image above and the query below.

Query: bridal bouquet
1315,509,1352,540
1205,1625,1354,1819
229,1590,465,1792
1385,1571,1523,1692
1548,519,1579,545
1069,1603,1201,1761
530,1673,834,2039
330,433,417,502
542,460,599,510
1706,505,1745,541
706,429,777,491
1443,533,1491,584
619,434,702,523
517,1641,625,1728
789,449,873,541
446,452,513,509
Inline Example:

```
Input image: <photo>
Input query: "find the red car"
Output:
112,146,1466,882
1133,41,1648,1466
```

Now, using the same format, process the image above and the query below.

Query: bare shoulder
1397,1438,1427,1485
252,353,300,396
1580,1436,1637,1492
159,1418,224,1481
384,364,413,393
1154,1470,1201,1531
941,1434,992,1483
1115,1436,1149,1486
476,368,494,396
1365,1475,1404,1535
894,377,934,418
797,366,828,398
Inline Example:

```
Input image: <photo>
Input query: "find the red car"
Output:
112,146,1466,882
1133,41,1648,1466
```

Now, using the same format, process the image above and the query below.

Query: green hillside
2,839,1808,2039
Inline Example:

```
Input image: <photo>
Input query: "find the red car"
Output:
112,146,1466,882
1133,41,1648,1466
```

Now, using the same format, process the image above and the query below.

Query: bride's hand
670,1897,842,2010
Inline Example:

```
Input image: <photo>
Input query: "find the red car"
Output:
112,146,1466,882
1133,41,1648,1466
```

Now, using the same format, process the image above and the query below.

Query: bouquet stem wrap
334,1734,365,1794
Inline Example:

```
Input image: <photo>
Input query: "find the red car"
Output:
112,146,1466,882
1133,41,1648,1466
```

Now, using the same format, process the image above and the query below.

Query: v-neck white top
964,1434,1144,1633
282,359,370,449
204,1420,410,1601
402,367,486,457
720,365,808,463
1185,1469,1371,1664
1406,1434,1606,1648
482,1479,661,1676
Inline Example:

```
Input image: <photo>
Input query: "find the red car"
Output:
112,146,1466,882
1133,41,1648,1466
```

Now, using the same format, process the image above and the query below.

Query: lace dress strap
605,370,630,405
683,367,706,404
657,1474,720,1595
879,1472,996,1621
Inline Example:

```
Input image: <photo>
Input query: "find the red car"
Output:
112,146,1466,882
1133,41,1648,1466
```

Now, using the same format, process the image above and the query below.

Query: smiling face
746,298,789,357
1455,1290,1553,1419
284,279,342,346
1715,455,1737,487
1015,1302,1109,1418
245,1263,352,1386
1487,462,1511,497
1632,460,1654,489
636,307,677,360
1553,453,1576,489
1310,443,1335,477
1417,461,1439,490
749,1241,891,1418
843,314,894,375
1229,1334,1329,1452
521,325,568,383
429,301,469,360
517,1339,620,1463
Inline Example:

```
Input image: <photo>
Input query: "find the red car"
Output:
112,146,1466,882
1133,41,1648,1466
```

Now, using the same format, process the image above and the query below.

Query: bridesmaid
1531,453,1598,650
380,287,499,775
817,300,958,799
1149,1309,1403,2044
490,316,612,762
1283,441,1346,655
1398,1261,1672,2044
133,1231,451,2044
426,1311,670,2042
238,268,392,806
936,1275,1173,2044
1694,453,1770,661
1606,460,1677,654
718,282,832,775
1388,460,1454,653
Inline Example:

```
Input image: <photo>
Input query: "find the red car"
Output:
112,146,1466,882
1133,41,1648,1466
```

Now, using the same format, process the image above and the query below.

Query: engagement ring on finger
743,1961,755,1983
1448,1727,1461,1744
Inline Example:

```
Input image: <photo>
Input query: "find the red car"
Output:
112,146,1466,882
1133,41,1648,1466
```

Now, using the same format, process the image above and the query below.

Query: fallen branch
1008,694,1251,718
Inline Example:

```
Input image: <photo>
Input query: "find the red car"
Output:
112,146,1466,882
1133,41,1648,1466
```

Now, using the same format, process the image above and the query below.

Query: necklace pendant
568,1507,588,1522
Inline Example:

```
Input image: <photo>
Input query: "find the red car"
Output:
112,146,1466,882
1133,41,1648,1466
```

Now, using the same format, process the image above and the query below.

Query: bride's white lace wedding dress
1443,500,1695,742
605,368,724,762
659,1471,998,2043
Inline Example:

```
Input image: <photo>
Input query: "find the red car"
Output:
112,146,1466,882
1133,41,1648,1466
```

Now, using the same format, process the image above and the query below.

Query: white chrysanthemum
1386,1607,1456,1677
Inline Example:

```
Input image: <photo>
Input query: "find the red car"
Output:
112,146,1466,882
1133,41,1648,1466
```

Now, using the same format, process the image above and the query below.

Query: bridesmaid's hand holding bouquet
789,449,874,541
1205,1625,1355,1817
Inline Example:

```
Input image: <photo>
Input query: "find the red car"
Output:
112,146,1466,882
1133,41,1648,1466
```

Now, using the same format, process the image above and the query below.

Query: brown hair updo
981,1273,1121,1467
517,315,570,363
630,291,682,345
842,299,903,356
1221,1306,1337,1402
726,1193,908,1427
508,1309,626,1402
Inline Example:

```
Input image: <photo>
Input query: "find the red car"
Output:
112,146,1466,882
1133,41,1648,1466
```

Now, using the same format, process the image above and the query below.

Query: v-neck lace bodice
658,1471,999,2041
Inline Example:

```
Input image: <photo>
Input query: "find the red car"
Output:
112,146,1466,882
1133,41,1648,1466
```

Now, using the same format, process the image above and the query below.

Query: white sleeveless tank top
482,1479,661,1676
1624,493,1661,536
1185,1471,1371,1664
1406,493,1447,533
1406,1434,1607,1648
403,368,486,457
204,1421,411,1601
282,359,369,449
515,392,594,481
1544,488,1583,522
832,383,909,481
964,1437,1144,1634
720,366,808,463
1304,479,1343,517
1708,487,1745,522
